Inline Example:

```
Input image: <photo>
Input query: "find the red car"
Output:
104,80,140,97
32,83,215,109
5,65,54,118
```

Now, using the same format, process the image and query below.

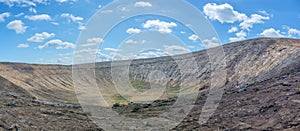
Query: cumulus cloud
25,14,51,21
38,39,76,49
0,0,47,7
239,14,269,30
143,19,177,33
134,1,152,7
203,3,247,23
188,34,199,41
6,20,28,34
56,0,77,3
0,12,10,22
236,30,247,38
203,3,271,42
126,28,141,34
27,32,55,42
164,45,190,55
288,28,300,36
14,12,24,17
229,30,247,42
229,36,245,42
79,37,103,47
258,10,269,16
134,49,167,59
87,37,103,43
134,45,189,59
61,13,83,23
78,25,86,31
104,48,120,52
125,39,138,44
124,39,146,44
228,27,238,33
260,28,283,38
51,22,59,25
202,37,220,48
29,7,37,13
17,44,29,48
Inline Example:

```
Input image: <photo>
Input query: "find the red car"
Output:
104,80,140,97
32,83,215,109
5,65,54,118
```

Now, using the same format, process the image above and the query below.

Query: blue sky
0,0,299,64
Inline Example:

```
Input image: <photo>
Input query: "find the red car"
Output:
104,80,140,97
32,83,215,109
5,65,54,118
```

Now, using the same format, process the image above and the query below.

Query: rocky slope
0,38,299,130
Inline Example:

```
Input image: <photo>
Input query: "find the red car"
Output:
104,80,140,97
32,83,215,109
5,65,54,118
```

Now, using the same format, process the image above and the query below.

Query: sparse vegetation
224,91,231,95
296,88,300,94
131,103,141,112
112,94,130,105
130,80,151,91
253,86,260,92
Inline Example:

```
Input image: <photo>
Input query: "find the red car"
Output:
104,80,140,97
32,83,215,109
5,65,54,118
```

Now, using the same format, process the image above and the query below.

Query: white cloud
164,45,190,55
14,12,24,17
0,12,10,22
134,49,168,59
104,48,120,52
25,14,51,21
239,14,269,30
228,27,238,33
203,3,247,23
258,10,269,16
87,37,103,43
56,0,77,3
38,39,76,49
143,19,177,33
6,20,28,34
126,28,141,34
125,39,138,44
202,37,220,48
203,3,270,42
79,37,103,47
134,1,152,7
188,34,199,41
124,39,146,45
17,44,29,48
75,48,99,54
51,22,59,25
0,0,47,7
260,28,284,38
61,13,83,23
229,30,247,42
29,7,37,13
229,37,245,42
78,25,86,30
236,30,247,38
288,28,300,36
134,45,189,59
27,32,55,42
79,43,97,47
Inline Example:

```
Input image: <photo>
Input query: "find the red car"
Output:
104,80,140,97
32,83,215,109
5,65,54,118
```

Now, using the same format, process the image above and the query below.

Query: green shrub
296,88,300,94
224,91,231,95
131,103,141,112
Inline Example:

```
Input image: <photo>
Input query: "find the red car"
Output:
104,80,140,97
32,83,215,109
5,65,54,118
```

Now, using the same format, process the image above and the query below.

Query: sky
0,0,299,64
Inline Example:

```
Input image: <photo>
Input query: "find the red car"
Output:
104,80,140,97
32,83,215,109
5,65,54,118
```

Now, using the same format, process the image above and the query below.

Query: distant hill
0,38,299,104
